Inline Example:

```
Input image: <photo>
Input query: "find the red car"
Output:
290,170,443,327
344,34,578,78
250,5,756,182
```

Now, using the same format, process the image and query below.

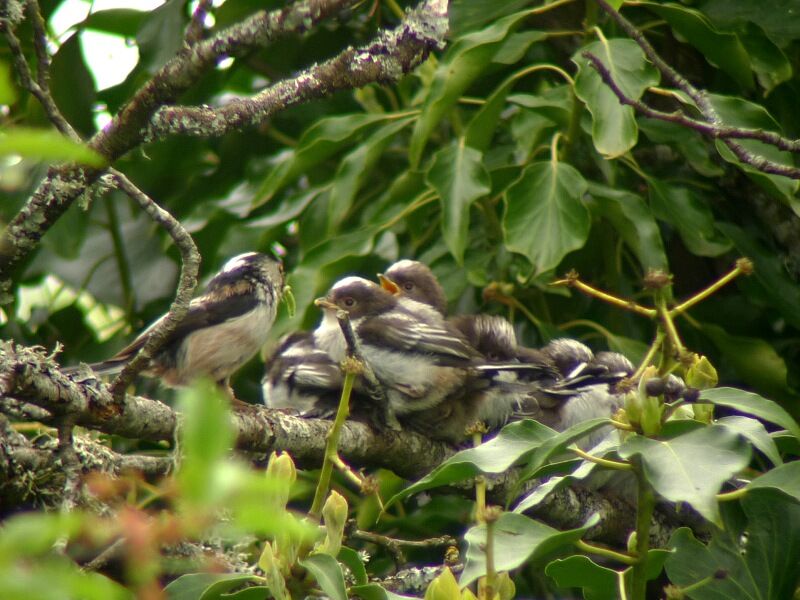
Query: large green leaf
716,416,782,467
717,222,800,331
326,117,414,233
697,0,800,47
746,461,800,503
586,182,668,271
546,549,670,599
460,513,600,586
164,574,258,600
136,0,186,73
740,28,792,93
408,10,531,166
572,39,659,157
700,387,800,440
426,141,491,264
0,60,16,105
503,160,590,274
176,381,235,506
300,553,347,600
708,94,799,208
638,118,724,177
647,179,731,257
665,490,800,599
49,33,96,137
618,425,751,523
350,584,418,600
701,323,795,403
0,128,105,166
254,113,399,207
81,8,148,37
640,3,754,89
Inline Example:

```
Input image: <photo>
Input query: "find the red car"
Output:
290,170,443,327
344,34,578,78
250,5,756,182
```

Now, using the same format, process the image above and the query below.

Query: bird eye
342,297,356,307
403,282,414,291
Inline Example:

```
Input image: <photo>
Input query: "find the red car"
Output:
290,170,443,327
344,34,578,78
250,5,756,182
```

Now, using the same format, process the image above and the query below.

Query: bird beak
314,297,338,311
378,274,400,295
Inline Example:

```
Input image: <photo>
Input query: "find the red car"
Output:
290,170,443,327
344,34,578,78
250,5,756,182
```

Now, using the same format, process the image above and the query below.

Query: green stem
717,487,748,502
575,540,638,566
484,518,496,600
631,465,655,600
670,263,747,316
631,330,664,381
309,370,355,519
573,447,633,470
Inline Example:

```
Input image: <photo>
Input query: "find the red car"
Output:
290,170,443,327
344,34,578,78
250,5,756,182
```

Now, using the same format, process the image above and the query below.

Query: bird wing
110,292,259,362
357,314,478,363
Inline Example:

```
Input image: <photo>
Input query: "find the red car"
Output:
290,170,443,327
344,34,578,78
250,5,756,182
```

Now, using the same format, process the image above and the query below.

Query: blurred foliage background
3,0,800,597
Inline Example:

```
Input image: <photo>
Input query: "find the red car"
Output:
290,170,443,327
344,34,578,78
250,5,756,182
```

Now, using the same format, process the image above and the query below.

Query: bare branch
592,0,800,180
185,0,214,46
105,171,201,399
146,0,448,139
0,0,363,300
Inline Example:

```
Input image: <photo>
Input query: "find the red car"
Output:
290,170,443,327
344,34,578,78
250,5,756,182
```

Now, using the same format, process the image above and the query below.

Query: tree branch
146,0,448,139
0,0,363,301
104,171,201,399
592,0,800,180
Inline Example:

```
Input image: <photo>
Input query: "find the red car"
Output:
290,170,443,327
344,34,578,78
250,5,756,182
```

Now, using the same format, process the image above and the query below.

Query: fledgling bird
314,276,492,441
68,252,285,392
378,259,634,445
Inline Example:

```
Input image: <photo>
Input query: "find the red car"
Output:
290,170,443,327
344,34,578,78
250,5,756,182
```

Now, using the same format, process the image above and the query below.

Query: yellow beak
377,273,400,295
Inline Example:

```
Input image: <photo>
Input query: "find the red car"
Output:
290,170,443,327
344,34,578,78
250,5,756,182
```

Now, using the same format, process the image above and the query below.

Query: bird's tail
61,359,128,378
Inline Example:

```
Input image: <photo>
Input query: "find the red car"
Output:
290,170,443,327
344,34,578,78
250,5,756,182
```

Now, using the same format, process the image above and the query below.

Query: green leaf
586,181,668,271
408,10,531,166
387,420,558,507
350,584,418,600
176,381,235,506
545,555,618,600
326,117,414,233
572,39,660,157
164,574,257,600
717,222,800,331
81,9,148,37
0,513,82,560
746,461,800,503
221,588,270,600
49,34,96,137
300,553,348,600
638,118,724,177
640,3,754,90
717,416,782,467
618,425,751,524
697,0,800,47
0,60,16,105
665,490,800,599
648,179,731,257
503,160,590,274
460,513,600,586
254,113,395,207
701,323,795,403
700,387,800,440
0,128,105,166
338,547,368,586
426,141,491,264
740,27,792,93
136,0,187,73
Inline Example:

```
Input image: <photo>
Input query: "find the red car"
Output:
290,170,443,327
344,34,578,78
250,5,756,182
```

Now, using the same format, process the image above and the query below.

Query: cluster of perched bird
68,252,638,445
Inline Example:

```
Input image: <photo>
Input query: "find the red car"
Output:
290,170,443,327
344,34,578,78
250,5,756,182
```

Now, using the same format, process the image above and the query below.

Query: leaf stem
309,369,355,519
575,540,638,566
717,487,748,502
572,447,633,470
670,259,753,317
551,272,657,318
631,466,655,600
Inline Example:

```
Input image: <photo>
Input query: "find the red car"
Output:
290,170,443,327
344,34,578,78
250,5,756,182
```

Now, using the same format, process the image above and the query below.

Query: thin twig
184,0,213,46
106,171,200,399
591,0,800,180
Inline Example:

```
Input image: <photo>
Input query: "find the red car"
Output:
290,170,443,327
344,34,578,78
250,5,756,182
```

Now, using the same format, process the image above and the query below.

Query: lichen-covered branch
0,0,362,301
592,0,800,180
146,0,448,139
105,171,201,398
0,341,697,548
